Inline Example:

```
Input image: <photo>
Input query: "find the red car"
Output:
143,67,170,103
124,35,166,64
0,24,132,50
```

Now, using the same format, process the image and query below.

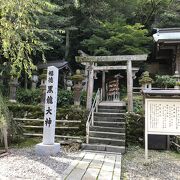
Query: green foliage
123,95,143,114
80,91,87,107
0,0,67,77
8,103,87,120
57,90,87,107
0,92,9,129
154,0,180,28
133,95,143,114
17,88,41,105
16,88,86,108
1,0,179,78
8,103,88,137
0,91,22,146
81,21,151,55
57,90,74,107
139,71,153,85
120,85,127,99
155,75,176,88
135,0,172,28
125,112,144,145
8,104,43,118
11,138,41,148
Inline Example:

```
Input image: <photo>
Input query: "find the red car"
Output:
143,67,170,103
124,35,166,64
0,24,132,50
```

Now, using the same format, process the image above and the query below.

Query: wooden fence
14,118,85,142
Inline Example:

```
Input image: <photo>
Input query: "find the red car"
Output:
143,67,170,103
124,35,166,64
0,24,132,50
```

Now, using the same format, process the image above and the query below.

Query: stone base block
35,143,60,156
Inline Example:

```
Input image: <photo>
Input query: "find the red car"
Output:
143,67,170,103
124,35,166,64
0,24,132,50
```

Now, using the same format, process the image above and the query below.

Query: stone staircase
82,102,126,154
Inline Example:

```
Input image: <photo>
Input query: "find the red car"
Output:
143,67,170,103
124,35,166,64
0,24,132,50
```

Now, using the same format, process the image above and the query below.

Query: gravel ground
0,147,80,180
122,146,180,180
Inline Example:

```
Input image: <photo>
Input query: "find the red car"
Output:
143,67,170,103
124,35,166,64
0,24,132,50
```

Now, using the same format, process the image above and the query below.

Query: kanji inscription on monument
146,99,180,135
35,66,60,155
43,66,59,144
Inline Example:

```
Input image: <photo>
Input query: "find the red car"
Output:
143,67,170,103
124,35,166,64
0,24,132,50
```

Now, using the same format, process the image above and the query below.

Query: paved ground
63,151,122,180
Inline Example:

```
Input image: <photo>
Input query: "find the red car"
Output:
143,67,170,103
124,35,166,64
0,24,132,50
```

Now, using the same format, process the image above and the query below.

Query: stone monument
31,71,39,89
9,77,18,102
35,66,60,155
71,70,84,106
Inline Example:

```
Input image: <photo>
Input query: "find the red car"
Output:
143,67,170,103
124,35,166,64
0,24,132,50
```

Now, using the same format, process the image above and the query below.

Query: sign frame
145,98,180,160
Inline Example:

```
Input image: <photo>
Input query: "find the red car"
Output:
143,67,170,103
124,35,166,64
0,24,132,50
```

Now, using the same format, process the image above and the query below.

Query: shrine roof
37,60,70,70
153,28,180,43
142,90,180,96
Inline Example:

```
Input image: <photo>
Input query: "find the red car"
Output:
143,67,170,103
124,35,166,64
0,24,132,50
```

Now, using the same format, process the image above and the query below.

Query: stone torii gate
76,54,148,112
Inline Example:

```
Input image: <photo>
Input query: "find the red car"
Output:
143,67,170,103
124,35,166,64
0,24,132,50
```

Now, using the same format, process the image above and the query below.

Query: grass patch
169,151,180,159
11,137,41,148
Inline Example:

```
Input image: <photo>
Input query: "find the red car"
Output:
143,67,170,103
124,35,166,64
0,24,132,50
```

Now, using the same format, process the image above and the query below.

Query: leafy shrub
0,91,9,145
123,95,143,114
57,90,87,108
8,103,88,120
125,112,144,145
120,85,127,99
8,104,88,137
80,91,87,107
0,83,9,97
155,75,176,88
8,103,43,118
17,88,41,105
57,90,74,107
133,95,143,114
0,92,22,147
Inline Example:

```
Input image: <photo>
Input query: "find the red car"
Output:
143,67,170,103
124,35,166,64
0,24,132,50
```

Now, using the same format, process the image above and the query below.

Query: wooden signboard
145,98,180,160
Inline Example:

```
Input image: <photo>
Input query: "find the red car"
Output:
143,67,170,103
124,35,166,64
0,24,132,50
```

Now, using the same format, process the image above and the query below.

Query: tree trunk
65,29,70,59
3,127,8,152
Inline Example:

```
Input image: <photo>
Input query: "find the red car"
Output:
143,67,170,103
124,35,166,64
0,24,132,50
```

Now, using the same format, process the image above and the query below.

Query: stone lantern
173,71,180,89
66,73,73,91
9,77,18,102
31,71,39,89
39,69,47,106
66,79,73,91
139,71,153,90
71,69,84,107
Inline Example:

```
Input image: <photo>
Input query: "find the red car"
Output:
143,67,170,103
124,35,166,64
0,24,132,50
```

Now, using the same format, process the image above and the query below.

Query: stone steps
89,131,125,139
94,112,125,117
98,104,126,110
94,121,125,128
94,116,125,122
81,144,125,154
89,126,125,133
98,108,126,113
83,101,126,153
89,137,125,146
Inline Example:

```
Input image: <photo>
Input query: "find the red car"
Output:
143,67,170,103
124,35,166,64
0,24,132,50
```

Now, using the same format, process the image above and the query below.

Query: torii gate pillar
86,63,94,110
127,60,133,112
102,71,106,101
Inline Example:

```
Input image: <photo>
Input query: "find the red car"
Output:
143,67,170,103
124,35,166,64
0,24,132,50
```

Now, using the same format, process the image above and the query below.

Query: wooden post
86,63,94,110
3,127,8,152
127,60,133,112
176,46,180,72
102,71,106,101
84,63,88,91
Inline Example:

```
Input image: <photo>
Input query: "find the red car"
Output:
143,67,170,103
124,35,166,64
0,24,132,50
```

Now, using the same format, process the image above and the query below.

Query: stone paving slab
63,151,122,180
